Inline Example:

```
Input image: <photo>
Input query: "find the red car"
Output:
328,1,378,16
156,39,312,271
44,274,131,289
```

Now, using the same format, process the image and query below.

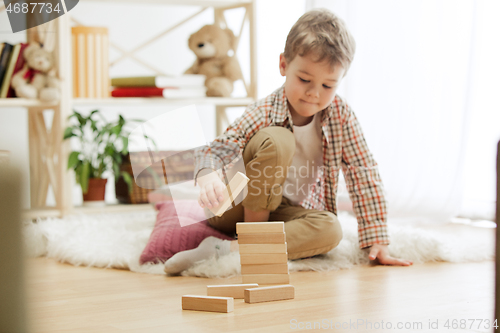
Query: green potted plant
63,109,154,205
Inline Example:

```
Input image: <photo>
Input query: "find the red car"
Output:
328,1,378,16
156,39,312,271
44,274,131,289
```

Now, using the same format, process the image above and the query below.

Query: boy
165,9,412,274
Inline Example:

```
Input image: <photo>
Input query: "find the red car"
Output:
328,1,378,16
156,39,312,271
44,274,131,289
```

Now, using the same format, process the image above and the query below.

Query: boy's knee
285,210,343,259
258,126,295,145
245,127,295,164
317,211,343,249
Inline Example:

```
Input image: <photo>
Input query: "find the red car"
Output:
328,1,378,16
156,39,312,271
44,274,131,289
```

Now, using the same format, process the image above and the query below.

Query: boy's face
279,53,345,126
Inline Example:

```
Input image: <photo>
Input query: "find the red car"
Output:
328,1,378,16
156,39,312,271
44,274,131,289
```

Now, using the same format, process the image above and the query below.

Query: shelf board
0,98,58,108
0,97,254,108
73,97,254,107
81,0,252,8
23,203,155,219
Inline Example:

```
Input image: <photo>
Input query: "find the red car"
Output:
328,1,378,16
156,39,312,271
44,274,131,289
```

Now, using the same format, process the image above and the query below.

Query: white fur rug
23,210,495,278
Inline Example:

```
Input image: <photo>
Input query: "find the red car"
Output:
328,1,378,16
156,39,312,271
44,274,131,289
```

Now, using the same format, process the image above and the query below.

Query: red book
111,86,206,98
7,43,28,98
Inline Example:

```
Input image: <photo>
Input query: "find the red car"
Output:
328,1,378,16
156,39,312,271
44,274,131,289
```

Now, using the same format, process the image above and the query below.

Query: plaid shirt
195,86,389,248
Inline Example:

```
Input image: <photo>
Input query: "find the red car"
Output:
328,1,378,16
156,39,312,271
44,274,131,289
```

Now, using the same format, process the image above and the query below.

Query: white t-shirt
283,113,323,205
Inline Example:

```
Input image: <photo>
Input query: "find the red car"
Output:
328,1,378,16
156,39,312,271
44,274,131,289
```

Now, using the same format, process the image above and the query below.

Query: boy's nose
306,87,319,98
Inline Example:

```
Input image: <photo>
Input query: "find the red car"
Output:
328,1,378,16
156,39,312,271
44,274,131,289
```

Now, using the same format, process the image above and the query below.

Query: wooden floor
25,258,495,333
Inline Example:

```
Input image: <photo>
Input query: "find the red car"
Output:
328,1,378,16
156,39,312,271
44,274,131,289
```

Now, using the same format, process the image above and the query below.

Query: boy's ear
279,53,287,76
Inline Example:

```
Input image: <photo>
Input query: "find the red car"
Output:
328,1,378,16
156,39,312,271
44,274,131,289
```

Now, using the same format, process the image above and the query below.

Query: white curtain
306,0,500,222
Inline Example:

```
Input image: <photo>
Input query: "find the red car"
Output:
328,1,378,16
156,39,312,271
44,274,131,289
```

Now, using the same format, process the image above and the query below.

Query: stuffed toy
11,43,60,102
185,24,242,97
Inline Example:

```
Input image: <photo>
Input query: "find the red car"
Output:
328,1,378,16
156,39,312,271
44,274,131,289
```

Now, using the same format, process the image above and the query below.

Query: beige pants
208,127,342,260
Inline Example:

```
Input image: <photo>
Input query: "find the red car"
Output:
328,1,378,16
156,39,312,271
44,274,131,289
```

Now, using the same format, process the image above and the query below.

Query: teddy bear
11,43,60,102
185,24,242,97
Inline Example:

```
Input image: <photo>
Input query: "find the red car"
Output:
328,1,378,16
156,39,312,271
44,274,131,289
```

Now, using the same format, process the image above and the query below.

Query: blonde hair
284,9,356,73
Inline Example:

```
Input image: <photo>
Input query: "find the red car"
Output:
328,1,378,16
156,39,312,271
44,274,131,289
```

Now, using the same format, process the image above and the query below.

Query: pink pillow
140,200,235,264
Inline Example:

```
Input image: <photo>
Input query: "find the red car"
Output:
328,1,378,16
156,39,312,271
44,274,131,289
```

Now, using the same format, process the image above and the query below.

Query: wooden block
244,285,295,303
207,284,259,299
240,253,288,265
237,233,286,244
182,295,234,313
236,222,284,234
209,172,249,217
241,263,289,275
239,243,288,254
242,274,290,285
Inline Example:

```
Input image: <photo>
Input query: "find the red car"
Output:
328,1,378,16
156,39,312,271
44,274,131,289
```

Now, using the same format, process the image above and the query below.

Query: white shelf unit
0,98,59,108
0,0,257,218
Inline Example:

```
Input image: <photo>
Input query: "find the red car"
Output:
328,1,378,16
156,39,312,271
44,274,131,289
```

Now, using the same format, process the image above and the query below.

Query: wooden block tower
182,222,294,312
236,222,290,284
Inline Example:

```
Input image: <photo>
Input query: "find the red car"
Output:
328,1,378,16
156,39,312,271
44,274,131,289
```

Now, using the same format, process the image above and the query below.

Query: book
111,86,207,98
0,43,14,88
0,43,22,98
111,74,205,88
7,43,28,97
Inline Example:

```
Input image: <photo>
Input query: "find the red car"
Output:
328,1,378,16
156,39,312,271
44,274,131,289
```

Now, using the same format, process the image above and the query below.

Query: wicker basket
115,151,195,204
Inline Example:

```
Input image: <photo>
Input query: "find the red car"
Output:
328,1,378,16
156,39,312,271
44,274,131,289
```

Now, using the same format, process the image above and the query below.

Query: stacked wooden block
208,171,249,217
181,221,294,313
237,221,290,285
182,284,295,312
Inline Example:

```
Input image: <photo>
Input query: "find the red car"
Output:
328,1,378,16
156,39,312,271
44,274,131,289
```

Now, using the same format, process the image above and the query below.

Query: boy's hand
368,244,413,266
197,169,226,209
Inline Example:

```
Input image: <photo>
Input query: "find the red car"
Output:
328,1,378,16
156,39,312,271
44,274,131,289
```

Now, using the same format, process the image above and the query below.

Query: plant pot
83,178,107,205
